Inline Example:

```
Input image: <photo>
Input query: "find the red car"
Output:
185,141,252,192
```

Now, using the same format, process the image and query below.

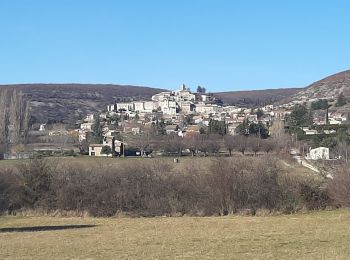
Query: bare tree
261,139,276,154
274,133,291,154
334,142,349,163
328,167,350,207
164,134,185,156
197,134,211,156
248,137,261,156
9,90,30,146
133,133,151,156
234,135,248,155
0,90,9,152
204,135,221,156
0,89,30,152
183,134,199,156
224,135,235,156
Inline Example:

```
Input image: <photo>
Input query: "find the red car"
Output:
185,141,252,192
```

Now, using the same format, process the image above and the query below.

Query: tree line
128,132,278,157
0,156,335,217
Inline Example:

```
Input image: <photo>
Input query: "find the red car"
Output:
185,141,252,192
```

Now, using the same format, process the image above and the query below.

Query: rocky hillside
214,88,301,106
0,84,165,125
287,70,350,108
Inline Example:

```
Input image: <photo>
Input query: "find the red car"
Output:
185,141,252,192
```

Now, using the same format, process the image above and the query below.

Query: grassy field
1,210,350,259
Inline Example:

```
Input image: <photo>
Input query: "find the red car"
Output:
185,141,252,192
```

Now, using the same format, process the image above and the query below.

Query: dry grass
1,210,350,259
0,156,214,174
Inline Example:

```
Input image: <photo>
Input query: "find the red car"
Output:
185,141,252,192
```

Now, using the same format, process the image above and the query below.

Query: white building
195,103,218,114
173,84,196,102
116,103,134,111
76,129,89,142
85,114,95,122
227,125,238,135
89,137,124,157
134,102,145,112
89,144,111,157
107,104,116,112
80,122,94,131
329,118,342,125
162,107,177,115
307,147,329,160
152,91,172,102
144,101,157,111
39,124,46,131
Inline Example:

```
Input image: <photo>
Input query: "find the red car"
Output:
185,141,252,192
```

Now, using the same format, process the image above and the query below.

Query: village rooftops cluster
72,84,350,157
74,85,292,157
107,84,217,116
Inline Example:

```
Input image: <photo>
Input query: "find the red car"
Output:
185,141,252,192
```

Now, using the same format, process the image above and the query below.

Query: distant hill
6,76,344,126
287,70,350,110
214,88,301,106
0,84,166,125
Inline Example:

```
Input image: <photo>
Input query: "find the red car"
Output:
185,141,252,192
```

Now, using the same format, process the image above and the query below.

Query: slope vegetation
214,88,301,106
0,84,165,124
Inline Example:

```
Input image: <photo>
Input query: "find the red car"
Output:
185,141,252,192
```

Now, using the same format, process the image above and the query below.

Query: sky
1,0,350,92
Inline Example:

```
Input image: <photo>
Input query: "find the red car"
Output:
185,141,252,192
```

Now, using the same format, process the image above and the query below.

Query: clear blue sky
1,0,350,92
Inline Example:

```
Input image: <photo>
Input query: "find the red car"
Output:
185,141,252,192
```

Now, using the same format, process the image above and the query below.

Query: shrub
0,169,22,214
17,158,55,208
328,167,350,207
0,157,332,217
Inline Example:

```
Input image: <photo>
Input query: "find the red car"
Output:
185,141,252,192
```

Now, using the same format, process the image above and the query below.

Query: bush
328,167,350,207
0,157,332,216
0,169,22,214
299,183,330,210
206,157,300,215
17,158,55,208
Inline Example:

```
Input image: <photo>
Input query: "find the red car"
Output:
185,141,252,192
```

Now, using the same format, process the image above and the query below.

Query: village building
165,125,179,135
89,137,124,157
307,147,329,160
89,144,108,157
80,122,94,131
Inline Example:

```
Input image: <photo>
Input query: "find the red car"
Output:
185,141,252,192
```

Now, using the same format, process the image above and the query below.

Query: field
1,210,350,259
0,155,333,259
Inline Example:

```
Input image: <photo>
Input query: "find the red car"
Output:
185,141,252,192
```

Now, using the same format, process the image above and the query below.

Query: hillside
288,70,350,109
0,84,166,125
0,83,303,124
214,88,301,106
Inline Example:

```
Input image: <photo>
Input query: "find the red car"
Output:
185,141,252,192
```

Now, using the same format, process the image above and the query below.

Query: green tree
101,146,112,156
197,86,206,93
152,119,166,135
224,135,235,156
336,93,347,107
320,137,337,149
311,99,329,110
256,109,264,119
208,120,226,135
236,119,250,135
336,128,349,143
78,140,89,155
92,114,103,141
249,122,269,139
288,105,313,126
184,114,194,126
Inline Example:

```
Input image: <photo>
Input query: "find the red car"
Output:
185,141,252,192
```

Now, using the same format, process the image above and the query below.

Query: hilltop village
69,84,348,158
2,81,349,160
